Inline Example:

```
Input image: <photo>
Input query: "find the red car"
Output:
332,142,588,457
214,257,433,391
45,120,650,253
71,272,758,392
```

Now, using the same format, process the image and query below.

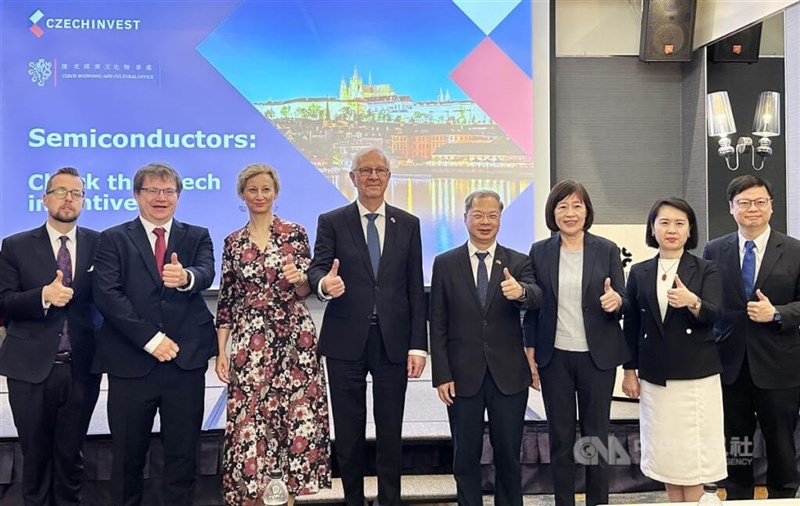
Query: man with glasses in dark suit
703,174,800,499
0,167,101,506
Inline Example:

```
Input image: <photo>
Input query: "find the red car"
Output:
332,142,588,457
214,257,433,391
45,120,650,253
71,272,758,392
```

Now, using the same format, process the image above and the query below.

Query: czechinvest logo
29,9,45,38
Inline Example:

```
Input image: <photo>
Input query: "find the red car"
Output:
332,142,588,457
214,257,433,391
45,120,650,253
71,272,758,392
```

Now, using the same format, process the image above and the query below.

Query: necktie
56,236,72,352
741,240,756,299
366,214,381,276
153,227,166,277
476,251,489,307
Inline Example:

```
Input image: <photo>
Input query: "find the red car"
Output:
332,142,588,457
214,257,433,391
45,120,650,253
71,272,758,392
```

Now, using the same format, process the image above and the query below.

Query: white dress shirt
738,226,771,278
466,240,497,286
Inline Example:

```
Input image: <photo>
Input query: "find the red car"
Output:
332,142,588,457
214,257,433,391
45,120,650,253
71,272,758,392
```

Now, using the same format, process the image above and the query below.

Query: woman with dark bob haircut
523,180,630,506
622,197,726,502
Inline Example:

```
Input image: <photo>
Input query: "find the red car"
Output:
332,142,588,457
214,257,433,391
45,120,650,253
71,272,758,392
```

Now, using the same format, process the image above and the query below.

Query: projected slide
1,0,537,284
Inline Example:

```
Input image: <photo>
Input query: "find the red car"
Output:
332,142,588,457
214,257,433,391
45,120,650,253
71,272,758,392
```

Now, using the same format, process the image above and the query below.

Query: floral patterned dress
216,217,331,504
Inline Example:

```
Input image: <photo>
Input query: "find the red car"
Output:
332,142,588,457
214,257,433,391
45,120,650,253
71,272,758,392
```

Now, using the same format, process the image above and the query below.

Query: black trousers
7,363,100,506
326,324,408,506
539,350,616,506
107,362,205,506
722,357,800,499
447,371,528,506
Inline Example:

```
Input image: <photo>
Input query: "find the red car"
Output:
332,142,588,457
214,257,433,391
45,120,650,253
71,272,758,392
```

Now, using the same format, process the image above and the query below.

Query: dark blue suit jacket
0,225,99,382
703,230,800,389
307,202,427,363
523,232,630,370
92,218,216,377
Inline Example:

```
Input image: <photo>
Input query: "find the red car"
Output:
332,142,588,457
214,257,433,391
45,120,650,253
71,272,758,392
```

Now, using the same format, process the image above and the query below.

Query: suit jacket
92,218,216,377
307,202,427,362
523,232,630,370
429,243,541,397
623,252,722,386
0,225,99,383
702,230,800,389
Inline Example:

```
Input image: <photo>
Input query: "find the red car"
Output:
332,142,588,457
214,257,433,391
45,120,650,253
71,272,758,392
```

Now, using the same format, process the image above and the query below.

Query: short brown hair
45,167,82,192
544,180,594,232
133,162,182,193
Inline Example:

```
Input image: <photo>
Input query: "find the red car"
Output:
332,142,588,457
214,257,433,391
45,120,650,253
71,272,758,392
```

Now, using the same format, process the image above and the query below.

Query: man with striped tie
0,167,101,506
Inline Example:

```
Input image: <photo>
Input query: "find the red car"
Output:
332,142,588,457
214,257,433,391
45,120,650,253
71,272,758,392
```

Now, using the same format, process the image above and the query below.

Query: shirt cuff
42,291,51,312
316,279,332,301
144,332,166,354
176,269,195,292
408,349,427,358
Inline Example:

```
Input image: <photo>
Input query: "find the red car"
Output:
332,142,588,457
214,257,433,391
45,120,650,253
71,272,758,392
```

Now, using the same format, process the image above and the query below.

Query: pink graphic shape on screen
451,37,533,157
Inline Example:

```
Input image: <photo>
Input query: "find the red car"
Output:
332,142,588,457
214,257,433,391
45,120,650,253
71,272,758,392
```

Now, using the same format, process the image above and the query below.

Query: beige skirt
639,374,727,486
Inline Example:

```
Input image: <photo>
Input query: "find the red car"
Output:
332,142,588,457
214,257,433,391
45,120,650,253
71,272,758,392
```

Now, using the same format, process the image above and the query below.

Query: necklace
658,258,680,281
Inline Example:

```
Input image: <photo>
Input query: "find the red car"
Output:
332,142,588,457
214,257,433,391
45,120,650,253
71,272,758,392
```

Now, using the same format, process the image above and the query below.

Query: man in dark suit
429,189,541,506
92,162,216,506
0,167,101,506
307,147,427,506
703,175,800,499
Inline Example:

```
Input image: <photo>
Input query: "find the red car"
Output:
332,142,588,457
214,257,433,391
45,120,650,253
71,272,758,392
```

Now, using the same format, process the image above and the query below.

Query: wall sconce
706,90,780,170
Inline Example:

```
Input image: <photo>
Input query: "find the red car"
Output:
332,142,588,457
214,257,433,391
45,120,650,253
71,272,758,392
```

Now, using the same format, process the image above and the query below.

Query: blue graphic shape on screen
489,0,533,78
452,0,521,36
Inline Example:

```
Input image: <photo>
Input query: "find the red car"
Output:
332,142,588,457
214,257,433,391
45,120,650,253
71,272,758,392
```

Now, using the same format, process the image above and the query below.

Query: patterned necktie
56,236,72,352
741,240,756,299
366,213,381,276
476,252,489,307
153,227,166,277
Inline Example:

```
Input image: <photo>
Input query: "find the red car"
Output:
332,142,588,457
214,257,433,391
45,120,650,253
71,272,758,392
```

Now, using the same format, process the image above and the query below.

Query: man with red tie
93,162,216,506
0,167,101,506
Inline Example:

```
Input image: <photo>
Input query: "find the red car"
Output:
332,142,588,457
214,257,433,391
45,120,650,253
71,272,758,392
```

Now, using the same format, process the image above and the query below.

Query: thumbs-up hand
321,258,345,298
162,252,189,288
747,289,776,322
500,267,524,300
599,276,622,313
43,270,74,307
282,254,306,287
666,274,697,309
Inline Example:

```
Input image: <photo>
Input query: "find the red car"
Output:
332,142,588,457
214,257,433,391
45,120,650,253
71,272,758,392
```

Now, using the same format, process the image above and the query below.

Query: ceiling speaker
639,0,697,62
710,23,763,63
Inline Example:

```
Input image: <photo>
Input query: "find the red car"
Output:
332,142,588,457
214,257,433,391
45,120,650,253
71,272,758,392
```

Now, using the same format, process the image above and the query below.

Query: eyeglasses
733,198,771,209
355,167,389,177
139,187,179,197
467,212,500,222
46,188,85,199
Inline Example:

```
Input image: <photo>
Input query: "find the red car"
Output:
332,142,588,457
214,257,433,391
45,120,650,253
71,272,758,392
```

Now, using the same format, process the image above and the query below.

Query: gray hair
465,189,504,213
133,162,182,193
350,147,390,172
236,163,281,197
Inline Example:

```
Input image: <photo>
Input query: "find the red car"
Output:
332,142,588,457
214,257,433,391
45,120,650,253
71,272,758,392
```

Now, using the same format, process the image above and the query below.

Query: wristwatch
689,297,702,310
773,310,783,323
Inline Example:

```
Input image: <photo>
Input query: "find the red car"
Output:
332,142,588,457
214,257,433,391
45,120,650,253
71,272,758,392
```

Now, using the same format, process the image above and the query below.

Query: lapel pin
495,259,501,265
390,217,396,224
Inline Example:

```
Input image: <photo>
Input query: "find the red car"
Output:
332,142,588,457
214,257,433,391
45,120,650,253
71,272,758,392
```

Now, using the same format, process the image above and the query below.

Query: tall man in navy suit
429,190,541,506
308,147,427,506
93,163,216,506
703,175,800,499
0,167,101,506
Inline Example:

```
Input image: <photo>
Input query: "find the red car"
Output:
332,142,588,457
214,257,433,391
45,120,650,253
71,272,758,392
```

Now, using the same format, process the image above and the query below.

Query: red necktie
153,227,166,277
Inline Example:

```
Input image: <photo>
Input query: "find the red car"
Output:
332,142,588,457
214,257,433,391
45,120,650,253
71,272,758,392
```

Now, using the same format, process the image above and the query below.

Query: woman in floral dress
215,163,330,505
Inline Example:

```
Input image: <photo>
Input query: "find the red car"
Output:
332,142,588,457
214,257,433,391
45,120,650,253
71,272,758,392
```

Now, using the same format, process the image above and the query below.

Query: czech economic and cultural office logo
29,9,45,37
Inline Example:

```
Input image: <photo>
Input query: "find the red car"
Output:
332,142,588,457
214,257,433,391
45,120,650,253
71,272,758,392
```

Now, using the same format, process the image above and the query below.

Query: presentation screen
0,0,545,285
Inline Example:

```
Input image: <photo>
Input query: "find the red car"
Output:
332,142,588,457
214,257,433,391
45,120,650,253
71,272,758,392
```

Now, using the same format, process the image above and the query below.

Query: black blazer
703,230,800,389
623,252,722,386
92,218,216,377
523,232,629,370
0,225,99,382
429,243,542,397
307,202,427,363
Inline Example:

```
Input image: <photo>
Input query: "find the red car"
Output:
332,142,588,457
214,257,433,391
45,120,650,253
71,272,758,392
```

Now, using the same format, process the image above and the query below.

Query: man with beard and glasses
0,167,101,506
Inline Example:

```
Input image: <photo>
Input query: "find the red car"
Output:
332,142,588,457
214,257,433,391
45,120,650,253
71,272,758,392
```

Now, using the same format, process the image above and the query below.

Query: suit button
686,328,692,335
484,342,489,349
161,300,167,306
482,321,487,326
158,323,164,329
